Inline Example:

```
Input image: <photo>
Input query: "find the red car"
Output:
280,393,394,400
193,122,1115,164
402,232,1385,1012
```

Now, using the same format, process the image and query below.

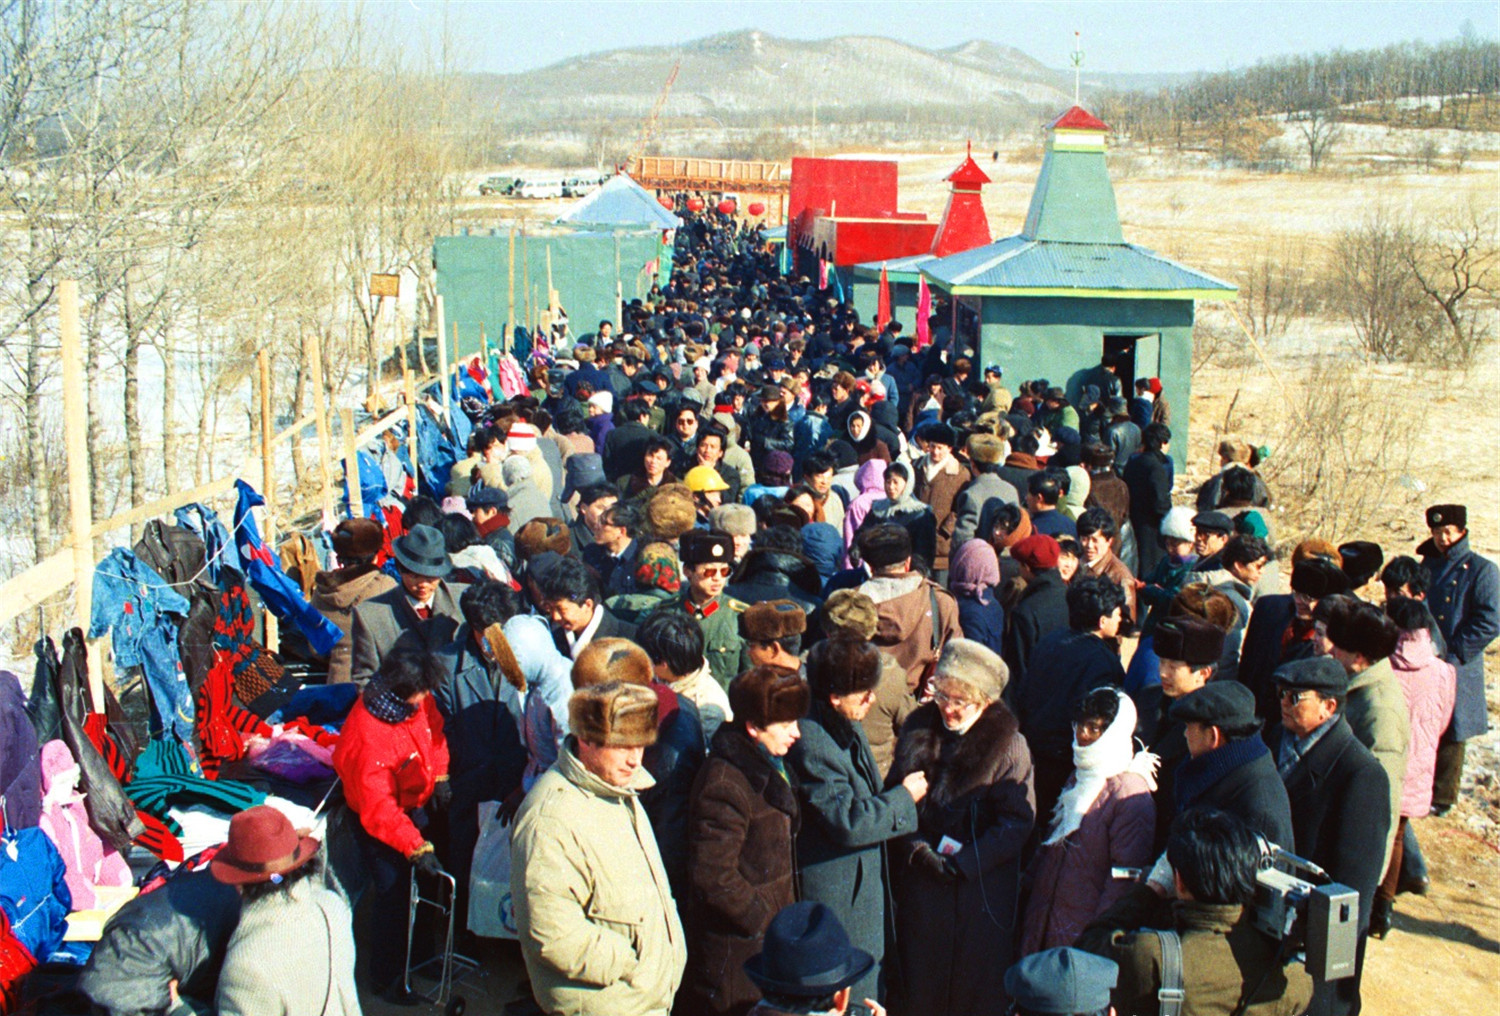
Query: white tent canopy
554,173,681,230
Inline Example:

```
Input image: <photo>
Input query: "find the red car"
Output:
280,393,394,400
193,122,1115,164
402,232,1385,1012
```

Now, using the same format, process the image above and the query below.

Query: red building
787,157,937,275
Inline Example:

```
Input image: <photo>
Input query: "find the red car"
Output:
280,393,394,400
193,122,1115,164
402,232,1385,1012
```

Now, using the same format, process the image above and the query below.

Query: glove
411,846,447,880
431,778,452,812
941,854,967,881
497,786,526,825
911,843,955,882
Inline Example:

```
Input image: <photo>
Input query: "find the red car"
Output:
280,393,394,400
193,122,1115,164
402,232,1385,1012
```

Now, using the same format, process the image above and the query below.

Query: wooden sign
369,273,400,298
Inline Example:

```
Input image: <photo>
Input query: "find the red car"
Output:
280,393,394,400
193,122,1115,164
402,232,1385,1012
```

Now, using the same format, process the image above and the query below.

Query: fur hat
569,681,659,747
681,529,735,567
572,344,597,363
967,433,1005,466
573,637,653,689
857,524,912,570
918,421,957,449
1338,541,1384,589
709,503,757,537
1290,556,1351,599
1154,616,1226,667
332,518,384,559
822,589,880,639
932,638,1009,701
728,666,810,728
1425,504,1466,530
1168,583,1238,632
515,517,572,561
1011,533,1060,571
646,483,698,541
1324,599,1400,663
740,599,807,642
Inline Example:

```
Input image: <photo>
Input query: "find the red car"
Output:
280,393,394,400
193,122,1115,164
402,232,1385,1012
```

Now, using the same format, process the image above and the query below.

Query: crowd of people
65,209,1498,1016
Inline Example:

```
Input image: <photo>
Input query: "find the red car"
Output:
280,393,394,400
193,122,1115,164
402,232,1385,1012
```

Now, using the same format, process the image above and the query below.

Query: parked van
513,177,566,199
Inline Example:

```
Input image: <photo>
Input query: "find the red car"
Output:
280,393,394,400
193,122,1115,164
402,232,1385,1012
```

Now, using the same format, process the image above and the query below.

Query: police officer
680,529,751,690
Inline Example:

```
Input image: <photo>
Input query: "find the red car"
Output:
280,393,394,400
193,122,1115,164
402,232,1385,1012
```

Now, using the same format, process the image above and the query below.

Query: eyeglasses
695,565,731,578
1278,688,1318,705
932,689,979,710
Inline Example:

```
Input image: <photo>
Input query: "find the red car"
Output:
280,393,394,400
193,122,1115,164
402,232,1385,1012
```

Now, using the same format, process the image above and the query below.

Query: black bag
52,630,145,852
133,518,219,697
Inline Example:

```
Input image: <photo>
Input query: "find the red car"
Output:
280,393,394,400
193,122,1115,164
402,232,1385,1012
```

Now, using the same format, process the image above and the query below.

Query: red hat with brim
210,805,321,886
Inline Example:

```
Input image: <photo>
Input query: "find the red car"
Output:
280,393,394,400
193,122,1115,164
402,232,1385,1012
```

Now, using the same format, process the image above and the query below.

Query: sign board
369,273,400,298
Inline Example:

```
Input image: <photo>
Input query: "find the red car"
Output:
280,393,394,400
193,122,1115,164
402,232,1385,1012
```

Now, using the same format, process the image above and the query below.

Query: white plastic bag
468,801,518,939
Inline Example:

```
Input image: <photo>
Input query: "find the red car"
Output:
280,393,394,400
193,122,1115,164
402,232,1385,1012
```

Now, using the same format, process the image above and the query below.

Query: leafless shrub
1260,357,1420,542
1329,211,1440,362
1238,240,1316,341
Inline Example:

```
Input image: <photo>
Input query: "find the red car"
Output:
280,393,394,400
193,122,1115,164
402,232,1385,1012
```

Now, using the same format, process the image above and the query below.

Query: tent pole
507,226,516,356
342,408,363,518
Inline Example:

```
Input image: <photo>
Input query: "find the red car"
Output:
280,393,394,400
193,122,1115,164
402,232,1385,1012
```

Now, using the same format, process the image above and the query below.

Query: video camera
1252,843,1360,982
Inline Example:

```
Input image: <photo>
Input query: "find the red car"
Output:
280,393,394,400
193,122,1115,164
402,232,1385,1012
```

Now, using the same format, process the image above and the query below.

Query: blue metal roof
921,236,1236,296
556,174,682,230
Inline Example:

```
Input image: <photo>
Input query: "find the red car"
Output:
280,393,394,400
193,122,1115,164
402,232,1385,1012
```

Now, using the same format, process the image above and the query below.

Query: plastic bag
243,730,335,784
467,801,517,939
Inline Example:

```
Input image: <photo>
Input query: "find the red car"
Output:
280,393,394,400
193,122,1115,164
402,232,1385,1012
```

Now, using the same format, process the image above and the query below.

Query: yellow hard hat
684,465,730,494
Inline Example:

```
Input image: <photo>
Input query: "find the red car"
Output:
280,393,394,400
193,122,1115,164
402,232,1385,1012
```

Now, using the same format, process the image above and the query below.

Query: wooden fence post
436,295,451,419
342,408,363,519
58,280,105,711
257,349,278,651
404,367,419,486
308,333,335,523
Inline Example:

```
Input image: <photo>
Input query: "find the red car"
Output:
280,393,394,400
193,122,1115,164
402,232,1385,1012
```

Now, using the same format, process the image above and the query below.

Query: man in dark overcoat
349,525,465,683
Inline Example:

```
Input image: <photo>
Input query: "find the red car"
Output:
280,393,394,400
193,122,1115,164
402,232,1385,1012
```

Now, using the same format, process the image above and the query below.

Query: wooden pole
436,295,451,418
341,408,363,518
404,367,419,482
522,230,531,335
59,280,105,712
546,246,555,314
480,323,494,400
307,332,335,523
257,349,278,651
452,315,462,370
507,226,516,355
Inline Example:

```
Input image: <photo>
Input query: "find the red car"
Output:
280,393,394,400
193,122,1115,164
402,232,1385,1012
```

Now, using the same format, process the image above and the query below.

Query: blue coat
1421,535,1500,741
789,699,919,1006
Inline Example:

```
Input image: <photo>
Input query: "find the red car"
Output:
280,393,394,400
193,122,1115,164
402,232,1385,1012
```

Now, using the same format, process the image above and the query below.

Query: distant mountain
466,30,1082,132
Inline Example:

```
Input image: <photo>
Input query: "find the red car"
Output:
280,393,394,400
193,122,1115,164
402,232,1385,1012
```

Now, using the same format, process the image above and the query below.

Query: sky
362,0,1497,76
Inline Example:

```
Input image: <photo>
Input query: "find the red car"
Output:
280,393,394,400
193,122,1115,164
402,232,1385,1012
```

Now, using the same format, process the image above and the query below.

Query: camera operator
1083,807,1313,1016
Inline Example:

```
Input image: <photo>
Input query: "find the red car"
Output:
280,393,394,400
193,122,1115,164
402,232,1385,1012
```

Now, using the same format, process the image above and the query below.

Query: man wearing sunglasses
680,530,752,691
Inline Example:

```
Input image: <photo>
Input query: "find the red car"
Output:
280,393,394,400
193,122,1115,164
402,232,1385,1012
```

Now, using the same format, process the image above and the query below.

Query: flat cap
1004,947,1118,1015
1170,681,1258,730
465,486,510,511
1273,655,1349,696
1192,510,1235,534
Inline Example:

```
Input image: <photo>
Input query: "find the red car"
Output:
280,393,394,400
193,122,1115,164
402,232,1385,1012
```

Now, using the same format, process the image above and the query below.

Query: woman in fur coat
885,639,1035,1016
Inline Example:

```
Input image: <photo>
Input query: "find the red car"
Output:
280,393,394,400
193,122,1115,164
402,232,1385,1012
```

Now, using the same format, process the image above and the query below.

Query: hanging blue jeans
89,549,195,742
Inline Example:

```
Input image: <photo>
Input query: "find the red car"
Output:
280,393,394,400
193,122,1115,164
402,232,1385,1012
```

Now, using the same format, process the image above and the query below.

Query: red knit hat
1011,534,1061,571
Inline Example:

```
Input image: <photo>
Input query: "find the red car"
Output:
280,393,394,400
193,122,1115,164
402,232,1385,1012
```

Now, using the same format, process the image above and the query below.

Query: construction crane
627,60,680,176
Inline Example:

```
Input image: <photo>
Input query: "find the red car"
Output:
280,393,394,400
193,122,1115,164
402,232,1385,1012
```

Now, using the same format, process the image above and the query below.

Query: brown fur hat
1169,583,1238,632
728,665,810,729
332,518,384,559
967,433,1005,466
568,681,659,747
739,599,807,642
646,482,697,541
822,589,880,639
515,517,572,561
573,637,653,689
572,345,597,363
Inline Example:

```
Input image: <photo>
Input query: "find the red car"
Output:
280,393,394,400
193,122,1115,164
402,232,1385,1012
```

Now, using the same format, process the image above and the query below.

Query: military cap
680,529,734,567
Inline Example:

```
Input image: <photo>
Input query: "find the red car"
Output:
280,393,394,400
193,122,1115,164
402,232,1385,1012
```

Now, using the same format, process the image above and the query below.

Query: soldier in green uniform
679,530,751,690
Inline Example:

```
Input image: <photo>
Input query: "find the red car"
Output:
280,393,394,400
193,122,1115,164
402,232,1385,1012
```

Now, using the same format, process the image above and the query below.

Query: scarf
363,682,417,724
1173,733,1270,813
949,539,1001,602
1045,691,1158,846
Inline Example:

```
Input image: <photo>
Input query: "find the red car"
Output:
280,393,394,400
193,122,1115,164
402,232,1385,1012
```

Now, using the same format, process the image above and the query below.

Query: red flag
876,263,892,331
915,275,933,349
818,258,829,291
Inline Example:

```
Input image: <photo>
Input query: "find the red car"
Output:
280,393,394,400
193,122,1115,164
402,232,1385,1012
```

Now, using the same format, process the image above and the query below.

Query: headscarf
949,539,1001,603
1044,689,1158,846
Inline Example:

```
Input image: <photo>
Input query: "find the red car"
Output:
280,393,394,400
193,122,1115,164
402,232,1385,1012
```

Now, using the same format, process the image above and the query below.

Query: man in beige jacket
511,681,687,1016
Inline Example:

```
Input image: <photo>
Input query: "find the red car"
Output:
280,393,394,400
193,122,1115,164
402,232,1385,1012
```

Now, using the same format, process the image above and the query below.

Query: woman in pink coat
840,458,888,566
1019,687,1157,955
1373,597,1456,936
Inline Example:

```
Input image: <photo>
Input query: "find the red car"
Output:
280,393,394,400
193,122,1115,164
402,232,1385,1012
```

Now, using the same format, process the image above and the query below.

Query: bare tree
1292,106,1344,171
1402,202,1498,367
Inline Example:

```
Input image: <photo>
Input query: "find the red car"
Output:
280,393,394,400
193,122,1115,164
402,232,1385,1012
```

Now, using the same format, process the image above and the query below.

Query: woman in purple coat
1019,686,1157,955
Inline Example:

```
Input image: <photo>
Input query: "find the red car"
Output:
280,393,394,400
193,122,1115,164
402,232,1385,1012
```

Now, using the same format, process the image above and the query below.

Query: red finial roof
945,148,992,187
1051,105,1110,132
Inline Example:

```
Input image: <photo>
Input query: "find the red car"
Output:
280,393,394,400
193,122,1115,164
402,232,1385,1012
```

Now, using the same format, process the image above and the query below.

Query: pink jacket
841,459,888,564
1390,629,1456,818
36,740,131,910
